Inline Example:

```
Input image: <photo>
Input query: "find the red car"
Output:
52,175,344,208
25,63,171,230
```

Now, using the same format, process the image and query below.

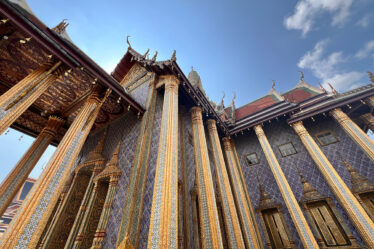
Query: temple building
2,0,374,248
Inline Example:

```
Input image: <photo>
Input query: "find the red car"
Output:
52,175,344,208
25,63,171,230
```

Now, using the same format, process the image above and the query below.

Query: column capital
190,106,202,124
222,137,232,151
207,119,217,131
253,124,265,137
291,121,309,136
163,75,180,93
41,116,65,137
330,108,350,123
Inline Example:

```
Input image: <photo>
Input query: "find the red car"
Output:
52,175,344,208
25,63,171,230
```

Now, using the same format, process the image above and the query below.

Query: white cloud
355,40,374,59
284,0,353,36
298,40,365,91
356,15,370,28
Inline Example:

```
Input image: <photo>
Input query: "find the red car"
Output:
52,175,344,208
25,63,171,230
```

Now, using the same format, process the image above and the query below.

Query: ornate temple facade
1,0,374,248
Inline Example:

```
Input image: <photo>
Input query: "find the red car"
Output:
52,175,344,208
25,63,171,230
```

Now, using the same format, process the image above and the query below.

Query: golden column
222,137,263,249
147,76,179,249
292,121,374,247
0,115,64,217
0,60,66,135
253,125,319,249
207,119,245,249
190,107,223,249
360,113,374,131
330,108,374,162
0,87,107,249
229,139,264,249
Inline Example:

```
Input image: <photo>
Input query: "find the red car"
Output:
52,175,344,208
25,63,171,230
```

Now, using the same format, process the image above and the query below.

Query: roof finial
126,35,132,49
191,66,194,71
318,82,326,93
220,91,225,105
271,80,276,89
298,70,304,81
328,82,338,95
151,51,158,62
230,92,236,106
171,50,176,61
52,19,69,35
143,48,150,58
368,71,374,83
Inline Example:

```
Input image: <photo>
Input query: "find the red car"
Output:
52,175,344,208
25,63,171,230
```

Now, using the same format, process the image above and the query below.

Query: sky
1,0,374,182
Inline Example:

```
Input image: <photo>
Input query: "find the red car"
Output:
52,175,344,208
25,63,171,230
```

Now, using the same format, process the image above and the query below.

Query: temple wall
234,117,374,248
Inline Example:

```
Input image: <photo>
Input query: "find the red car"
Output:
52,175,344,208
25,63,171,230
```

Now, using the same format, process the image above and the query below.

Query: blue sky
1,0,374,182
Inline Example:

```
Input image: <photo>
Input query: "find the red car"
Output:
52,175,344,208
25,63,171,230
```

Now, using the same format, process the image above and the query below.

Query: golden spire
95,141,122,180
107,141,121,167
126,35,132,48
151,51,158,62
143,48,150,58
257,175,276,207
298,70,304,81
368,71,374,83
171,50,176,61
328,82,338,95
297,168,323,201
52,19,69,35
318,82,327,93
271,80,276,89
85,130,107,162
341,156,374,193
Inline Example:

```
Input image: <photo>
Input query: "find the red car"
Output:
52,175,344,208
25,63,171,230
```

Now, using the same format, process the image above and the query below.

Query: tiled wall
234,117,374,248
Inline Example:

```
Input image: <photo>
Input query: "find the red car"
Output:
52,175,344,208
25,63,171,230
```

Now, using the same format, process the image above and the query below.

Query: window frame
277,142,297,157
244,152,260,166
315,130,339,147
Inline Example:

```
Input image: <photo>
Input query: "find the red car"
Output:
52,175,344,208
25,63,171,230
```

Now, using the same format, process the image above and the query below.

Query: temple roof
282,79,324,103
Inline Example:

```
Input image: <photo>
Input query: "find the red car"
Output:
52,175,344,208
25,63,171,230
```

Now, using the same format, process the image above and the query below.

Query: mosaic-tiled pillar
229,139,264,249
0,115,63,217
90,142,122,249
116,79,158,249
222,137,263,249
190,107,223,249
360,113,374,132
254,125,319,249
0,88,106,249
330,108,374,163
179,111,192,249
190,186,200,249
147,76,179,249
207,119,245,249
292,121,374,247
0,60,66,135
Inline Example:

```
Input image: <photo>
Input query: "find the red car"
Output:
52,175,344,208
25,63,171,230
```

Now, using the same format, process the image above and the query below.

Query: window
359,192,374,221
307,201,350,247
316,131,338,146
245,153,259,166
262,208,292,249
278,143,297,157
